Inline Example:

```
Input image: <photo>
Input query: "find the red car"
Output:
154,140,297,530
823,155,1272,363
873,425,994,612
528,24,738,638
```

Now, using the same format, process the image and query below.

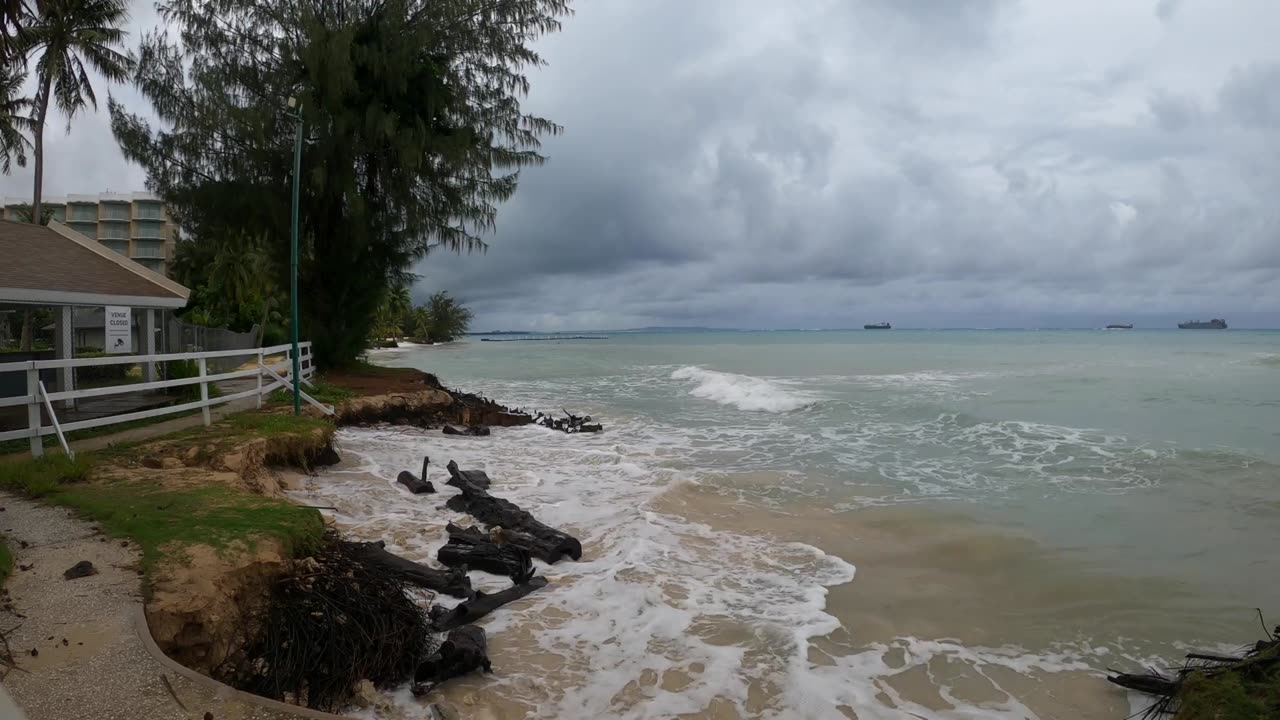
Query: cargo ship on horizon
1178,318,1227,329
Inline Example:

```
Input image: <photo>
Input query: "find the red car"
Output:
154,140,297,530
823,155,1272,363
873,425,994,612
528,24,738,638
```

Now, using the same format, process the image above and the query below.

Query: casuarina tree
110,0,571,367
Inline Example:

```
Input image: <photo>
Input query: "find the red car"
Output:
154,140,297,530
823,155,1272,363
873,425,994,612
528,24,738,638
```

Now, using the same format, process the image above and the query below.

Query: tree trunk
411,625,491,695
347,540,473,598
30,74,50,226
445,460,583,563
18,308,32,352
428,576,548,632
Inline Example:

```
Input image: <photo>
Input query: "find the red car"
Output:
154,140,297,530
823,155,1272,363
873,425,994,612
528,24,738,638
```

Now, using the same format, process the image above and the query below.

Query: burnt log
429,576,549,632
348,541,473,598
308,443,342,467
1106,671,1178,696
446,461,582,562
445,465,491,491
397,471,436,495
443,425,491,437
397,456,436,494
439,524,535,582
532,409,603,434
412,625,491,695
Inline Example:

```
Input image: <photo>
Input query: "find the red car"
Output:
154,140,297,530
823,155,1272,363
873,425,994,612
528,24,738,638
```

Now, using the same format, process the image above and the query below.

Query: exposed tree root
214,532,437,712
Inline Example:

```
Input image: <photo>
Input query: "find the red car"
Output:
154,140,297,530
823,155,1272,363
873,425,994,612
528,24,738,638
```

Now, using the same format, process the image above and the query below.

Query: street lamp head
287,96,298,109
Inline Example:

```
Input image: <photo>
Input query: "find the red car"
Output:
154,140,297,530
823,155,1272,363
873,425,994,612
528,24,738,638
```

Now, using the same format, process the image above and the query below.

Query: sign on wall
105,306,132,354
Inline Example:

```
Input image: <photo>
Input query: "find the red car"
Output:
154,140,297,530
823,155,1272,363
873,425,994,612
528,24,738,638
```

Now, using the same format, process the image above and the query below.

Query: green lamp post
287,97,303,415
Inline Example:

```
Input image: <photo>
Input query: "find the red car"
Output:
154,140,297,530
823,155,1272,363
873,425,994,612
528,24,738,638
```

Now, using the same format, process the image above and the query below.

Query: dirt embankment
325,368,533,429
125,371,533,696
86,419,340,674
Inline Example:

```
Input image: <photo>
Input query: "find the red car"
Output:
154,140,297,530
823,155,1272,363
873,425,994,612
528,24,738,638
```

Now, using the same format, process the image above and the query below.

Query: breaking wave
671,366,817,413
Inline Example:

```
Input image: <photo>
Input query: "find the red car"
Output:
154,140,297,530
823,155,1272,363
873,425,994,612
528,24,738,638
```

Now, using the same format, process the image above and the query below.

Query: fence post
26,367,42,457
198,357,211,426
255,349,264,408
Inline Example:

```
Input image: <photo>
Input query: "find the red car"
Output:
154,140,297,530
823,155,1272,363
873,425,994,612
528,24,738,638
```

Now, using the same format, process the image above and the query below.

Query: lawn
0,414,331,574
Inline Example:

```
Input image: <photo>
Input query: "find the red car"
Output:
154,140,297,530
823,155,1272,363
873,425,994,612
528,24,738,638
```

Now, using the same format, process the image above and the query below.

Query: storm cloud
5,0,1279,329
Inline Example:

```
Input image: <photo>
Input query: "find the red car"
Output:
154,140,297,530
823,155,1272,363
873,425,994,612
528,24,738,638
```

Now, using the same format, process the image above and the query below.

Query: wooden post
26,367,42,457
255,349,263,408
198,357,211,426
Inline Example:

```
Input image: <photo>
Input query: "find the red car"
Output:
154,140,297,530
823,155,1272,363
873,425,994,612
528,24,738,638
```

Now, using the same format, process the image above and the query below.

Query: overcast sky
4,1,1280,329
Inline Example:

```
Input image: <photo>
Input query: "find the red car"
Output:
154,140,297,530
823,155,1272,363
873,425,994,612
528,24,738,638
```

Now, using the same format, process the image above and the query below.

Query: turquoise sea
305,330,1280,719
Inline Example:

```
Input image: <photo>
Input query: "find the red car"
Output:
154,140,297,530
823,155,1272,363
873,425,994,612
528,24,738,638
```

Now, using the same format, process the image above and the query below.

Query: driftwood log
396,471,436,494
443,425,491,436
533,409,602,434
445,461,582,563
348,540,473,598
446,465,491,490
397,456,437,494
412,625,491,695
429,576,549,632
439,523,535,582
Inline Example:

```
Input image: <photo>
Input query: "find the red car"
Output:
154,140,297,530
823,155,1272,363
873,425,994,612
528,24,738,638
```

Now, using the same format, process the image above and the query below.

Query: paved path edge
130,604,352,720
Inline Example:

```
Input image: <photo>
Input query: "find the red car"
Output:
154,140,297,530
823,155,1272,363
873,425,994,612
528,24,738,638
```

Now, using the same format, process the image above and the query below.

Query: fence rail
0,341,328,458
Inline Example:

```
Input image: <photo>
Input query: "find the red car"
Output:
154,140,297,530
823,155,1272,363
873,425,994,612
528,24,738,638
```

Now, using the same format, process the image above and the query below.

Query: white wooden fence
0,341,332,459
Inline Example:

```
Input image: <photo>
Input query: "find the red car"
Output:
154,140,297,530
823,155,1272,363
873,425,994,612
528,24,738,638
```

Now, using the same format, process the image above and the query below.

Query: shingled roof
0,220,188,308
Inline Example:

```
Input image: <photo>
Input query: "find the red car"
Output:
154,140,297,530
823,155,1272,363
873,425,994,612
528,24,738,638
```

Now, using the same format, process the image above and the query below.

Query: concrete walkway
0,494,332,720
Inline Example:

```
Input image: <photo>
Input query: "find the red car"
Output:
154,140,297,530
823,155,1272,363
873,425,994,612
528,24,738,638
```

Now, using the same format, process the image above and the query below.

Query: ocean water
297,330,1280,719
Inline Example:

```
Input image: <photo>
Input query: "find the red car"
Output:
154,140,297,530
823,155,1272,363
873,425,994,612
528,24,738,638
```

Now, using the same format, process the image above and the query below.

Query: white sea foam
671,366,817,412
296,417,1143,720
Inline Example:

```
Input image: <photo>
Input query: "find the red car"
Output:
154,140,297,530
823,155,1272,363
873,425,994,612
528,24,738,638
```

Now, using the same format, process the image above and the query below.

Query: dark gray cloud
419,0,1280,329
4,1,1278,329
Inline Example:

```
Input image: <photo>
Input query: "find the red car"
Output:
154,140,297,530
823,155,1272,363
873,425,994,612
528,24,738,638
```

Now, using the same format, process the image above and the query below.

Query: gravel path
0,492,324,720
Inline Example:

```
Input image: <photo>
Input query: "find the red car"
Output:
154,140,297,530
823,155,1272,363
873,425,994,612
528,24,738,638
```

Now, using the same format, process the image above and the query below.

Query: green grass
268,379,355,406
0,454,324,573
1176,647,1280,720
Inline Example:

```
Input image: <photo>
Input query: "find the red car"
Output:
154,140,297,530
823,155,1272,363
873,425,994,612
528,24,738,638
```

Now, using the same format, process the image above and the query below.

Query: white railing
0,341,330,458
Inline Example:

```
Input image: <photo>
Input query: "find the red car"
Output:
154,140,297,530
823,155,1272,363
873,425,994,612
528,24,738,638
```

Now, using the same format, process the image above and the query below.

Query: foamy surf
294,420,1139,720
671,366,817,412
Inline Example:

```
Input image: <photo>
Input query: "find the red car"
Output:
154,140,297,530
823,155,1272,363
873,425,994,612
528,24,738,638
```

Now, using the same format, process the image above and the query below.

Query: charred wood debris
220,451,584,712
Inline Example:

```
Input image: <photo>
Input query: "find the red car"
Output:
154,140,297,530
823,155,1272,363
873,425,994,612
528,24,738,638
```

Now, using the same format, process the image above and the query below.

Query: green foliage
110,0,570,367
0,454,324,572
0,62,33,175
74,349,128,384
409,291,472,342
8,201,51,223
174,231,287,341
1175,646,1280,720
371,283,413,340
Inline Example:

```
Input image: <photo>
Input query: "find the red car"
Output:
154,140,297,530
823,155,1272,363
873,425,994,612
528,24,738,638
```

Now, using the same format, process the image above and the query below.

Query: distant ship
1178,319,1228,330
864,322,891,330
1105,324,1133,329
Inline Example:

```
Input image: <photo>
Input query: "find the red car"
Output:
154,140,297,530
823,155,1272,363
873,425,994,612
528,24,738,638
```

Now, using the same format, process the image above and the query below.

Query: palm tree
387,284,412,337
411,306,433,342
0,63,33,174
0,0,40,64
20,0,131,223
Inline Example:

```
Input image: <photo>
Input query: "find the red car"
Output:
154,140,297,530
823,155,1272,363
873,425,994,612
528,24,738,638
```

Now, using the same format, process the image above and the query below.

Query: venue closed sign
105,306,132,354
